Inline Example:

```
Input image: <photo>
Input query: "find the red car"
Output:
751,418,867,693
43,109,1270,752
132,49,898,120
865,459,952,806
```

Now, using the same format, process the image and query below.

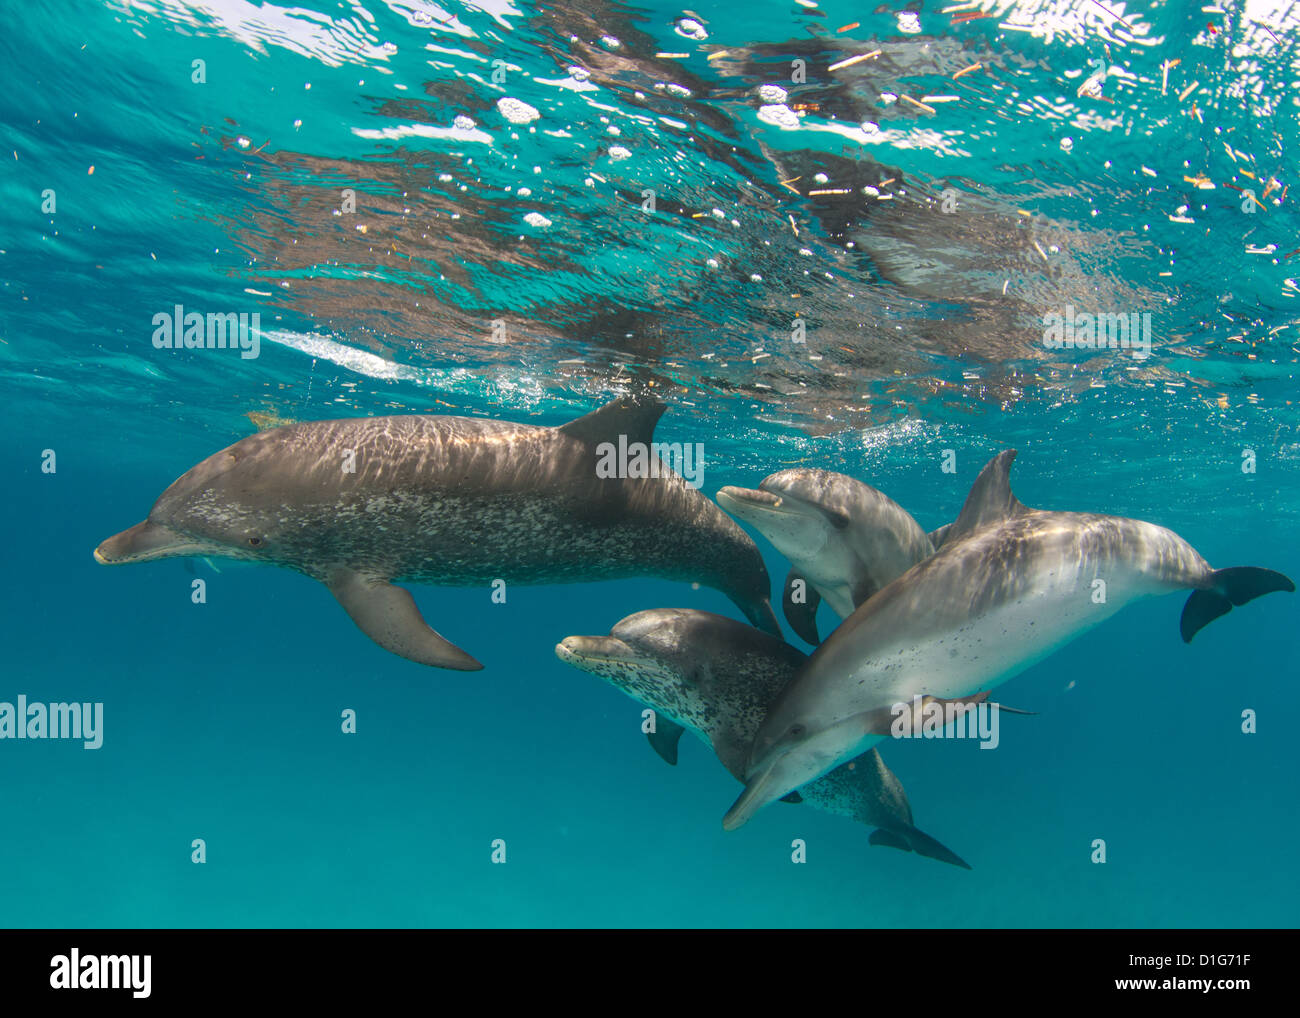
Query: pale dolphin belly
808,510,1213,718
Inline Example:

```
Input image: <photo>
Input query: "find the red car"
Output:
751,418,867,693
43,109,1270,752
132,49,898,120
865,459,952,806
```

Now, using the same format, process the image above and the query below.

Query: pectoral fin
861,689,1035,736
327,569,483,670
870,823,971,869
646,718,686,765
782,568,822,645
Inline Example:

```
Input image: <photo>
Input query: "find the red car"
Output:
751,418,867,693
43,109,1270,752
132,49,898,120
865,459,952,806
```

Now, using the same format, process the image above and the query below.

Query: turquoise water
2,0,1298,928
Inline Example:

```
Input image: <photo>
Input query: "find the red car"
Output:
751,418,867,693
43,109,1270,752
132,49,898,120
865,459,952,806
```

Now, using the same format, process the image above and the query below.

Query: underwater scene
2,0,1298,930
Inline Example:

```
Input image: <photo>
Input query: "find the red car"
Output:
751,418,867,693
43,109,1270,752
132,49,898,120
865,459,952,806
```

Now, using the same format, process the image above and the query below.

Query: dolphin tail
782,567,822,645
870,824,971,870
1180,566,1295,643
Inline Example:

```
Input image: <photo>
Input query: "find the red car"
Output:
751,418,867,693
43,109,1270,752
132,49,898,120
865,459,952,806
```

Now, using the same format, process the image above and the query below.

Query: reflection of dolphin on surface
724,450,1295,830
717,469,933,644
95,397,780,669
556,608,970,868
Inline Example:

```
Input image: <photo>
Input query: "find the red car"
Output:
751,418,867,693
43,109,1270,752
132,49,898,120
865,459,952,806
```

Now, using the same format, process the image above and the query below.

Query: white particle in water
236,136,251,149
517,187,532,197
1060,137,1074,152
675,18,708,41
758,104,800,128
568,66,591,82
608,145,631,161
758,84,787,104
453,115,476,130
497,97,540,124
524,212,552,227
813,172,828,184
897,11,921,33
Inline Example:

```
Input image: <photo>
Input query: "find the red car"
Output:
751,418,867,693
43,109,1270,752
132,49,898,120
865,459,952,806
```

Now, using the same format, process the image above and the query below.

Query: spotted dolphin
717,469,934,644
723,449,1294,830
556,608,969,867
95,397,780,669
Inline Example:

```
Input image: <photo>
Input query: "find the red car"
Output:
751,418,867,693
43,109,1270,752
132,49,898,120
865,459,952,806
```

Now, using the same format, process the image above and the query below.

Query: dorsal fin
558,395,666,447
944,450,1028,544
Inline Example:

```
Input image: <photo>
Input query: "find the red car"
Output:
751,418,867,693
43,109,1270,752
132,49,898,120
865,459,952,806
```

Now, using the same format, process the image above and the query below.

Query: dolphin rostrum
717,469,934,644
95,397,780,669
556,608,969,867
723,449,1294,830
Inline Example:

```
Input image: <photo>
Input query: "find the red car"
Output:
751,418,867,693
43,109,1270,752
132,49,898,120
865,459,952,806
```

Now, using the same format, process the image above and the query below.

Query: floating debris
1160,58,1180,95
952,62,982,79
246,409,298,432
828,50,881,72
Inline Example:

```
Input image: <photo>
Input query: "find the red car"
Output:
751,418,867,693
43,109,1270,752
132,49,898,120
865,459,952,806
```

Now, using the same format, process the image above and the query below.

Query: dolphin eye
247,536,264,548
788,724,805,738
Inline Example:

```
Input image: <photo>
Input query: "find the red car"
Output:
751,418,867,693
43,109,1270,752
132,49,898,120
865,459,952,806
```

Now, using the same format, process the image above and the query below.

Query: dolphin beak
554,635,635,668
94,520,208,565
722,762,780,832
716,486,783,517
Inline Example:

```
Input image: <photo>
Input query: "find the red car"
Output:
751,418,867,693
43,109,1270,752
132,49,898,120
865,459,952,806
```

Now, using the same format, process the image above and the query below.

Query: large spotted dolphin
556,608,970,867
94,397,780,669
723,449,1294,830
717,469,934,644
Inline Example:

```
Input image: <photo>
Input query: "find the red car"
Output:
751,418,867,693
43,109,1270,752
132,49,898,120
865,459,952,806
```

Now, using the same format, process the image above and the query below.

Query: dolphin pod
555,608,970,868
721,450,1294,831
94,397,779,668
95,397,1292,865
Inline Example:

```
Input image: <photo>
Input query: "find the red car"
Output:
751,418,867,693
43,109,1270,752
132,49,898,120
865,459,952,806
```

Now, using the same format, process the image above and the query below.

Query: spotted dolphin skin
94,397,780,669
717,469,935,645
556,608,969,867
723,449,1295,831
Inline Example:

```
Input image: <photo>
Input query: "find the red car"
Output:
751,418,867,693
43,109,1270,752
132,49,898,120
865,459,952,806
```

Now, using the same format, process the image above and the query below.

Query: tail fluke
1181,567,1295,643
